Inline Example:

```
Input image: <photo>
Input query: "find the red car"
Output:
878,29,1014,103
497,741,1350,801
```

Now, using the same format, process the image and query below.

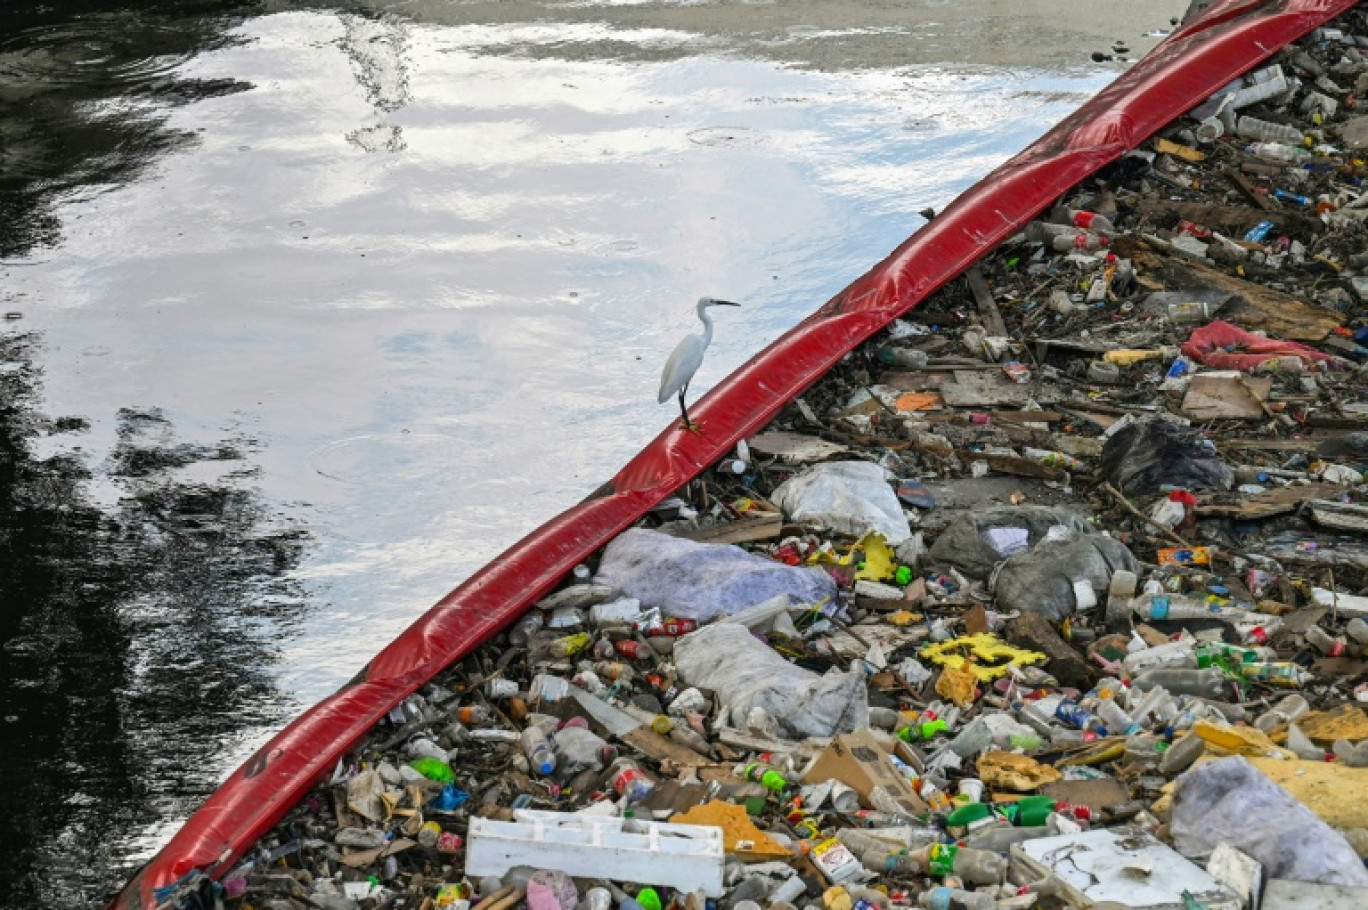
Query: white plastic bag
594,528,836,622
771,461,911,544
1171,755,1368,886
673,623,868,739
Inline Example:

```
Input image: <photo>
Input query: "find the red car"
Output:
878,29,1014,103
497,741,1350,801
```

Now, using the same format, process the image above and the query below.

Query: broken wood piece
1306,499,1368,534
1194,483,1350,519
675,512,784,545
966,266,1008,338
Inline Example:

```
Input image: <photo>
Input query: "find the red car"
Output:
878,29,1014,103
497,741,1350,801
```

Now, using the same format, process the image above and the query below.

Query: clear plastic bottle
520,725,557,775
946,847,1007,885
1305,625,1347,657
1227,73,1290,108
1253,693,1309,732
860,849,923,875
1247,141,1310,161
609,757,655,801
1016,701,1059,737
1122,639,1196,675
963,824,1050,852
876,348,930,369
1126,685,1172,725
918,887,995,910
1158,731,1206,775
1235,115,1303,144
1131,668,1228,699
1091,698,1139,735
1131,594,1249,623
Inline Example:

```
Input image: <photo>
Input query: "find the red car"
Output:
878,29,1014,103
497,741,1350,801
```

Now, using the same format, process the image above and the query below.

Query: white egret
658,296,741,431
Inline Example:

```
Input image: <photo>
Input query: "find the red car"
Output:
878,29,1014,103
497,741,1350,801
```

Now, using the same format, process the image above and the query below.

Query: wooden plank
675,513,783,545
1222,167,1275,211
955,450,1069,482
1194,483,1349,519
966,266,1008,338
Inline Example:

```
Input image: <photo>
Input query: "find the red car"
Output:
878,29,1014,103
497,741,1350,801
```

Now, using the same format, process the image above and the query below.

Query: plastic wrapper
927,506,1093,581
673,622,868,738
1171,755,1368,887
593,528,838,622
1100,417,1233,494
771,461,912,544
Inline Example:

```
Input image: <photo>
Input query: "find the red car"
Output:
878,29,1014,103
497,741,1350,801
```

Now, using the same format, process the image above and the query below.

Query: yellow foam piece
919,634,1046,681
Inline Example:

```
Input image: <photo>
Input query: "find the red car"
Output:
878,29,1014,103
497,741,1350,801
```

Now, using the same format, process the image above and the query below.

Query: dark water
0,1,1185,905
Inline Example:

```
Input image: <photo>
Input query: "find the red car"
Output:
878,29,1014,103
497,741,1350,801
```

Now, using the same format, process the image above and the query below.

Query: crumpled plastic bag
526,870,579,910
673,622,868,739
771,460,912,544
594,528,837,623
1182,319,1341,372
1101,416,1233,494
1171,755,1368,887
928,506,1093,580
992,530,1140,620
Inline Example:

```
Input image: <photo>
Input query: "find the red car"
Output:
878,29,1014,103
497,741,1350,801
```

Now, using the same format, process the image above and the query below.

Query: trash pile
224,13,1368,910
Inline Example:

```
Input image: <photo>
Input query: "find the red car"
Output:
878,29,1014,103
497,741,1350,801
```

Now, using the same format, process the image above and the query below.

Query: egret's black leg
677,384,700,433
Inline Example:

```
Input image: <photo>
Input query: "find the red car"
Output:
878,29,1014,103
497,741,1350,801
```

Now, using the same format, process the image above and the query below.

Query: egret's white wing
658,333,706,402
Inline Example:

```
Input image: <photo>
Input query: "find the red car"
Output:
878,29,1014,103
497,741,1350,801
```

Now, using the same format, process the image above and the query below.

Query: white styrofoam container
466,809,725,896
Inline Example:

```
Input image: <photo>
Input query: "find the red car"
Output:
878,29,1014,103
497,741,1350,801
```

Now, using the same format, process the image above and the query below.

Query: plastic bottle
1239,662,1313,687
609,757,655,801
509,611,545,647
548,632,592,658
1347,618,1368,648
1090,698,1139,735
963,824,1051,852
520,726,557,775
923,844,1005,885
1131,593,1250,623
860,849,923,875
1131,668,1228,699
1122,639,1196,675
918,779,954,816
1158,731,1206,775
918,887,995,910
1194,642,1275,669
1016,701,1060,736
1246,141,1310,162
744,762,789,793
1053,208,1116,233
1227,72,1290,108
876,347,930,368
1305,625,1347,657
1253,693,1309,732
1235,115,1303,144
455,705,492,726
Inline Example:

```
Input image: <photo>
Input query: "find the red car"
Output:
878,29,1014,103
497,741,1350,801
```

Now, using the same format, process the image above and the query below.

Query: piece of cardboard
800,729,928,816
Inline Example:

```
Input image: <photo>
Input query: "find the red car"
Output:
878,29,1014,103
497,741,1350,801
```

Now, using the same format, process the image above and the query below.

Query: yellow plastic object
919,634,1046,681
1154,137,1207,162
811,532,897,582
1193,719,1294,760
1103,348,1169,366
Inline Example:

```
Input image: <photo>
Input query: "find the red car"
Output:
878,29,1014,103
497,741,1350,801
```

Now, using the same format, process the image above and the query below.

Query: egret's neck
697,304,715,345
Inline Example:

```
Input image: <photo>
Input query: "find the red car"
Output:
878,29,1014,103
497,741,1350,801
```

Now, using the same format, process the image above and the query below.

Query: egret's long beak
711,300,741,307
